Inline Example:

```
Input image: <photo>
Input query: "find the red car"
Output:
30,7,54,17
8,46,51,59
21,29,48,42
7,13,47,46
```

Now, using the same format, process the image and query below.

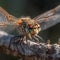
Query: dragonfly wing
33,5,60,31
40,14,60,31
0,8,18,35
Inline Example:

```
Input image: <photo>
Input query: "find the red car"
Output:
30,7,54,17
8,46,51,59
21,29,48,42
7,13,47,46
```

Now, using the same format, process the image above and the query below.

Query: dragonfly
0,5,60,59
0,5,60,43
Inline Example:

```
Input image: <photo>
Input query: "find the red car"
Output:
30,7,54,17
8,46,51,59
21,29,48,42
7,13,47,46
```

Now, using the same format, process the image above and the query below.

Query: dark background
0,0,60,18
0,0,60,60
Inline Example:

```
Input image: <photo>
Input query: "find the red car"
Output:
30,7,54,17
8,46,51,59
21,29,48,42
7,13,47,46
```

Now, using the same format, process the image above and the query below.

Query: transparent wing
0,7,19,35
33,5,60,31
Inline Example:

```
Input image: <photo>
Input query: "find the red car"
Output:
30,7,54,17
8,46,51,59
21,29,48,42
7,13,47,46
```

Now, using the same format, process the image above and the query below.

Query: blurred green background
0,0,60,60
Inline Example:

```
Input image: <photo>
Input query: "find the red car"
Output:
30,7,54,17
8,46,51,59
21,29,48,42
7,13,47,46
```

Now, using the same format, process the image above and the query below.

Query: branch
0,31,46,60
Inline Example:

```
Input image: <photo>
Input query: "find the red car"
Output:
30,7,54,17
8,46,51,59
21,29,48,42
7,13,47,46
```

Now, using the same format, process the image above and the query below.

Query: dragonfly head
28,20,41,36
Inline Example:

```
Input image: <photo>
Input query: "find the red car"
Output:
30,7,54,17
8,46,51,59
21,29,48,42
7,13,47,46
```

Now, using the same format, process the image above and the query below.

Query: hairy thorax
17,17,41,39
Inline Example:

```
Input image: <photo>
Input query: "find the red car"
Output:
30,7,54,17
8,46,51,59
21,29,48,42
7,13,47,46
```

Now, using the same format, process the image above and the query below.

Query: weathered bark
0,31,58,60
0,31,46,60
